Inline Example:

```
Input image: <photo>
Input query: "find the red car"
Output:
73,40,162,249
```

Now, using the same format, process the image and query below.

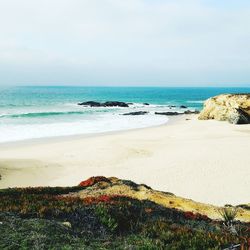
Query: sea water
0,86,249,143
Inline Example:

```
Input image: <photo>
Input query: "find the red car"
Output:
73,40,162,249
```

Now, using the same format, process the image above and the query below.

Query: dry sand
0,115,249,206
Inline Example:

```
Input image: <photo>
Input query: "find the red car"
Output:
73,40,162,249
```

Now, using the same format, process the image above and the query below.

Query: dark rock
228,108,250,124
143,103,150,106
78,101,101,107
155,112,181,116
103,101,129,107
168,105,176,108
180,105,187,109
78,101,129,107
123,111,149,116
155,110,199,116
184,110,200,114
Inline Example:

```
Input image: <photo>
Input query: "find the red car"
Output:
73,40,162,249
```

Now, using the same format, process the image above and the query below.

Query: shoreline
0,114,250,206
0,115,182,149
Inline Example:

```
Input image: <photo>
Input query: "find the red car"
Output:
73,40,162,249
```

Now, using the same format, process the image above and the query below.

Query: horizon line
4,85,250,88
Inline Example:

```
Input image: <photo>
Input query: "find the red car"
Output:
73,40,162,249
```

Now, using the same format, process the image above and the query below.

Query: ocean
0,86,249,143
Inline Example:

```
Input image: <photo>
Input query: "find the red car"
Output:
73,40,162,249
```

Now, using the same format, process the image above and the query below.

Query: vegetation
0,185,250,249
219,206,238,226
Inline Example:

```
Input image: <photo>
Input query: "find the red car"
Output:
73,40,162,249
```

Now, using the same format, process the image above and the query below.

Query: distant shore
0,114,250,206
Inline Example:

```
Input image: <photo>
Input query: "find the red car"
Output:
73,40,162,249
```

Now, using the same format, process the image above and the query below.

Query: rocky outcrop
78,101,102,107
198,94,250,124
78,101,129,107
227,108,250,124
103,101,129,107
122,111,148,116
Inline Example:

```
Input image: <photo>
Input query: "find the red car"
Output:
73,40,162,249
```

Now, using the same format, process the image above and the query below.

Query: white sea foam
0,101,183,142
0,112,168,143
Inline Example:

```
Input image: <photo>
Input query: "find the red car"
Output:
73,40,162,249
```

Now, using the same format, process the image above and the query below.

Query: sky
0,0,250,86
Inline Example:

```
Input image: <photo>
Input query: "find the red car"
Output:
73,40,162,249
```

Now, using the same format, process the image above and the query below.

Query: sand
0,115,249,206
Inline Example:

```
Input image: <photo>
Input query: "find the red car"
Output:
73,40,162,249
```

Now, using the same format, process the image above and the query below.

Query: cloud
0,0,249,86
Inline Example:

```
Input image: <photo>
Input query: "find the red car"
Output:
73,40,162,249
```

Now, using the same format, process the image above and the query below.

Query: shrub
95,205,118,232
219,207,238,227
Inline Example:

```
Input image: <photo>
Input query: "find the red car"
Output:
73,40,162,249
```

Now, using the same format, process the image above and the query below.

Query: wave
0,103,171,119
0,103,37,108
0,113,168,143
0,111,89,118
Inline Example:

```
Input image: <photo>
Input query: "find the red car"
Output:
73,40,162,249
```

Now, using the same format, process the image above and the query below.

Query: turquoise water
2,86,250,108
0,86,249,142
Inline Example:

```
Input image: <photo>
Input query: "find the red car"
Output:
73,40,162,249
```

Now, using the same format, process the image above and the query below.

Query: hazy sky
0,0,250,86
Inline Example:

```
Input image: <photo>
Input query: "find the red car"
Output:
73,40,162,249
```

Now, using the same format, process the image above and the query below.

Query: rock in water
78,101,101,107
122,111,148,115
198,94,250,124
155,110,199,116
102,101,129,107
78,101,129,107
155,112,181,116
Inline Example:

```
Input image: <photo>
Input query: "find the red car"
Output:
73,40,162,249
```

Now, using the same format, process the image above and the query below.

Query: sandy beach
0,114,249,206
